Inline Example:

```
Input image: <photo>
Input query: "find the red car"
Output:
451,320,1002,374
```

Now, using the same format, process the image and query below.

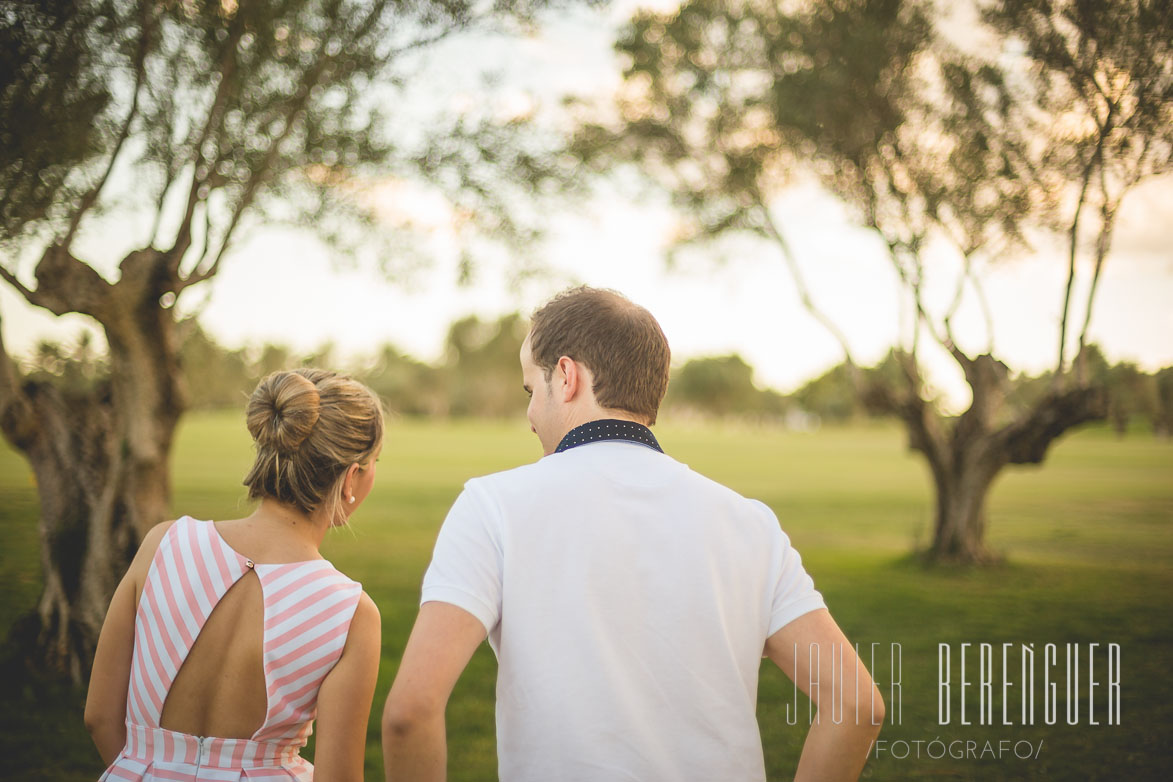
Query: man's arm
382,601,487,782
764,608,885,782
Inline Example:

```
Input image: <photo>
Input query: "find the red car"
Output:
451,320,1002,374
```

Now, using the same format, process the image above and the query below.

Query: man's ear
556,355,578,402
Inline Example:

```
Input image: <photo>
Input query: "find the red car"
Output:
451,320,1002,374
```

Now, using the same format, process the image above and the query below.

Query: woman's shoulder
341,590,381,656
135,516,206,561
353,590,380,625
141,517,181,547
124,518,185,595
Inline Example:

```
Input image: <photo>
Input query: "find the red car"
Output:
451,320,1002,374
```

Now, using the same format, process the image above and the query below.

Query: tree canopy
573,0,1170,366
0,0,592,679
562,0,1172,562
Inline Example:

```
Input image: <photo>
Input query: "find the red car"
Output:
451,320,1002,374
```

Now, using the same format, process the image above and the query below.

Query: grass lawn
2,413,1171,780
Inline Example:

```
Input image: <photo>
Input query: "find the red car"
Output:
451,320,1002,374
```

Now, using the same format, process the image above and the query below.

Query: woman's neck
250,498,330,552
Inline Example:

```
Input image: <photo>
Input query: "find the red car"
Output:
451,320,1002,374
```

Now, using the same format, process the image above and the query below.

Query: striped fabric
100,517,362,782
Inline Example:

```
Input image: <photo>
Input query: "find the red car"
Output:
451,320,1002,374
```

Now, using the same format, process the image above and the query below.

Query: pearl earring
348,496,355,504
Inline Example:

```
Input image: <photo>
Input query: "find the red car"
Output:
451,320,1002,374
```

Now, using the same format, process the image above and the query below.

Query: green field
2,413,1171,780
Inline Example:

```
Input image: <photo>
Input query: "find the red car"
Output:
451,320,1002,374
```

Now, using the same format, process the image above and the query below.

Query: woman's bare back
149,516,324,739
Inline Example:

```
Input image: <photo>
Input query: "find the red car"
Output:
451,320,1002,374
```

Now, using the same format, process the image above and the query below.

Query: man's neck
559,408,647,440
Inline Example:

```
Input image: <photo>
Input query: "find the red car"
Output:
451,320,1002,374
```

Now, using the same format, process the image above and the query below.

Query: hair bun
247,371,322,453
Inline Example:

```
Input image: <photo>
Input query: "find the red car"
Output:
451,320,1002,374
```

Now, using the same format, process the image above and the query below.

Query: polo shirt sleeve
420,480,504,635
752,500,827,636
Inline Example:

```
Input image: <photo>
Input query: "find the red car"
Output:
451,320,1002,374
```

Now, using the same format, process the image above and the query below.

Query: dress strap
127,517,252,728
253,561,362,740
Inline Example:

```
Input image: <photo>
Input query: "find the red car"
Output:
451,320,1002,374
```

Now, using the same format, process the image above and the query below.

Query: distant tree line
17,314,533,420
19,316,1172,437
796,347,1173,437
183,314,533,419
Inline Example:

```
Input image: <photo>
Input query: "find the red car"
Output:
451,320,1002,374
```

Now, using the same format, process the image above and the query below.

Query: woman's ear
341,462,361,503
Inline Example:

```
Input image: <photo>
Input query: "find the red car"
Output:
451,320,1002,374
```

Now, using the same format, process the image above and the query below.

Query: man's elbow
836,682,885,734
382,693,439,741
862,684,885,733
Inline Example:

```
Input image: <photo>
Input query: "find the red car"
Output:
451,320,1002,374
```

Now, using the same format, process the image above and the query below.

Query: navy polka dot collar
554,418,664,454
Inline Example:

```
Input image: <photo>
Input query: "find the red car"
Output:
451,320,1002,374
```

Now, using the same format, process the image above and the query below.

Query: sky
3,3,1172,411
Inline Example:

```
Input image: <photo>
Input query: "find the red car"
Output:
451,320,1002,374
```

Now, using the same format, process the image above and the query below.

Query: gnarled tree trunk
865,351,1107,565
928,444,1000,563
0,247,186,682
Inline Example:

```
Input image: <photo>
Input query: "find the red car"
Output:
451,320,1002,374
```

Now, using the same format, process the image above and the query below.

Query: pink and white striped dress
99,516,363,781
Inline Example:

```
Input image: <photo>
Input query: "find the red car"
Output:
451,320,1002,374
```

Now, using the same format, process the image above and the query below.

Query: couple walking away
85,286,884,782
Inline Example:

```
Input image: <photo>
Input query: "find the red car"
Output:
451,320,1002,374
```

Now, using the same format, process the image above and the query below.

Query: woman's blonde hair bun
247,371,322,454
243,368,384,521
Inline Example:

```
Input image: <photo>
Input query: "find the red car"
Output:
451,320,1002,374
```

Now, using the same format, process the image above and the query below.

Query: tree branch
1045,9,1113,132
1055,168,1088,380
998,385,1107,465
910,250,928,359
148,150,178,248
861,352,948,468
943,244,997,355
60,4,154,251
0,265,55,311
1074,164,1120,382
146,72,185,249
178,89,321,291
970,260,995,355
178,0,388,292
880,238,956,362
755,200,858,371
4,244,112,318
1056,116,1112,380
0,246,106,316
165,12,247,271
873,154,963,364
180,1,365,293
942,249,974,349
192,201,213,272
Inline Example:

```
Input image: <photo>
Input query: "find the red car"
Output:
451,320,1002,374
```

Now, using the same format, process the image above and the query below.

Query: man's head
521,286,670,453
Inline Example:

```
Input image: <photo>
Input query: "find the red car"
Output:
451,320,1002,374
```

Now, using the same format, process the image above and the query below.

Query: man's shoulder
456,458,558,507
682,464,777,519
465,457,551,490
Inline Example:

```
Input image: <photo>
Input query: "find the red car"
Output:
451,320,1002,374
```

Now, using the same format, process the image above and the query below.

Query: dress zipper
195,735,208,775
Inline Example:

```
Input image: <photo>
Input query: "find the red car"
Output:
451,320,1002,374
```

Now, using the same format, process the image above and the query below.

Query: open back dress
99,516,362,781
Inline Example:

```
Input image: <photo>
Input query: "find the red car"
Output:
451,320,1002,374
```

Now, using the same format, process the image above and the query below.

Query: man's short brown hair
528,286,671,424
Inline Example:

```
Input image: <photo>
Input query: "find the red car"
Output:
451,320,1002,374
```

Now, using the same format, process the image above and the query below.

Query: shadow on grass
0,615,100,781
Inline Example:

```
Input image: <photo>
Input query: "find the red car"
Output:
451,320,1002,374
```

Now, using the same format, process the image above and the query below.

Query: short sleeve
752,500,826,636
420,481,504,635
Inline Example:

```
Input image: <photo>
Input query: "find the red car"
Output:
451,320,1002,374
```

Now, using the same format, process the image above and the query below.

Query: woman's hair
242,368,384,522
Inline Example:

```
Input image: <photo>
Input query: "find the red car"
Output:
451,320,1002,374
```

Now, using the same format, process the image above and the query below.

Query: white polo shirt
421,437,825,781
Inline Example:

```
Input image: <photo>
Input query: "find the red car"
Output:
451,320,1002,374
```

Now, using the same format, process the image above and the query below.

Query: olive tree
569,0,1171,561
0,0,574,679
